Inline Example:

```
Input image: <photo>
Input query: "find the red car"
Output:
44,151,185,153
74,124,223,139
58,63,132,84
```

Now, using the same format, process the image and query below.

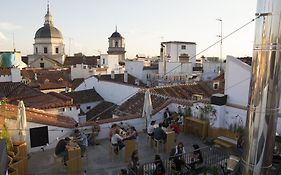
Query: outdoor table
124,139,137,162
67,141,81,175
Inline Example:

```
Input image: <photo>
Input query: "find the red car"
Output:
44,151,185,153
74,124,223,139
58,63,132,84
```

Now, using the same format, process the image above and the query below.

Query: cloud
0,32,7,40
0,22,21,30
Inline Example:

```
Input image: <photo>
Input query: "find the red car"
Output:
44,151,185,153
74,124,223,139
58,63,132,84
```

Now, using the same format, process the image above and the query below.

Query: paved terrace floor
27,133,210,175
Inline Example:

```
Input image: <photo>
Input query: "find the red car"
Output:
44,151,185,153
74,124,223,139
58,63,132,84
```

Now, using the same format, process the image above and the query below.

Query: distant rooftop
161,41,196,45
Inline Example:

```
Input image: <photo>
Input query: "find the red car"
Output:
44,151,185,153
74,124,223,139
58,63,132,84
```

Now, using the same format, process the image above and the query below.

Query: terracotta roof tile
0,82,74,109
64,56,99,67
94,73,146,87
86,101,117,121
114,82,216,118
0,68,11,75
62,89,103,104
21,68,71,90
0,104,77,129
71,78,84,90
237,57,252,66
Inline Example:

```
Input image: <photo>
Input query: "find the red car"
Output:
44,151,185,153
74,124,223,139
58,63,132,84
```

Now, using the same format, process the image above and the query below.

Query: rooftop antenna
12,32,16,52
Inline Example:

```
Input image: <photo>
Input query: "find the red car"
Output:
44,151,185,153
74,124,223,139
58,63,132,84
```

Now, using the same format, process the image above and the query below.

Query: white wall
202,62,221,80
225,56,251,106
5,119,72,153
158,61,193,75
125,60,144,80
45,106,80,122
75,76,140,105
0,75,12,82
164,42,196,64
107,55,120,73
70,64,96,80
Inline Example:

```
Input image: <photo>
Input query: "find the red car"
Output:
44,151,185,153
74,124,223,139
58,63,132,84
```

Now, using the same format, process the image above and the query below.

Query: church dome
110,31,122,38
35,25,62,39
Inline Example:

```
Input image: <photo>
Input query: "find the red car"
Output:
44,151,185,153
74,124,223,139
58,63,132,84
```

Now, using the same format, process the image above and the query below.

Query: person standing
111,128,124,154
74,129,88,157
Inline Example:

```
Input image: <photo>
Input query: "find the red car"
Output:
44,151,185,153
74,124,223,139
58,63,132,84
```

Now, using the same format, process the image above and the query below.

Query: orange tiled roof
0,104,77,129
86,101,117,121
0,68,11,75
21,68,71,90
114,82,215,118
64,56,99,67
0,82,74,109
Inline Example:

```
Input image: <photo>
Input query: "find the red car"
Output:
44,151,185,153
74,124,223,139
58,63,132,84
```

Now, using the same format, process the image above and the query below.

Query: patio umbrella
17,100,27,143
142,89,153,131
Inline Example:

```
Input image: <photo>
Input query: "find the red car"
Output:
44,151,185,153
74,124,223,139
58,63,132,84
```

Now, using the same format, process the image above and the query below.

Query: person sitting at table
162,119,169,128
111,128,125,154
126,126,138,140
153,123,167,143
55,137,70,166
74,129,88,157
147,120,156,137
189,144,203,170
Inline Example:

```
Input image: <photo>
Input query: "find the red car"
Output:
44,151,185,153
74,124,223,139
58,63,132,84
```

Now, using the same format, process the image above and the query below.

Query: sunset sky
0,0,257,59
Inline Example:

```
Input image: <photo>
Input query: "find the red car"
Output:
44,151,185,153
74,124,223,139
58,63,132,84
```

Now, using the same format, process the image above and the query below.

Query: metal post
241,0,281,174
216,18,223,72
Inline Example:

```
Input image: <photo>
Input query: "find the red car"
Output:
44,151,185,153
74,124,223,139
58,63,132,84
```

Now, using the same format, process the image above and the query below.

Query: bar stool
109,144,121,161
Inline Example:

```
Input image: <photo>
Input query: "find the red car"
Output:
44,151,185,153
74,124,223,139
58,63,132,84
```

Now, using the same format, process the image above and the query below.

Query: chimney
241,0,281,174
111,70,115,79
124,70,128,83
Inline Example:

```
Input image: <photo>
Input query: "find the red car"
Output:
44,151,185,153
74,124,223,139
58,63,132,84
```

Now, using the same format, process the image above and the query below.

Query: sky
0,0,257,59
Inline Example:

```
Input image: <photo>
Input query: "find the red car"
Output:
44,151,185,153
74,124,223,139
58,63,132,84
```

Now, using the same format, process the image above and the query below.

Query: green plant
0,124,13,151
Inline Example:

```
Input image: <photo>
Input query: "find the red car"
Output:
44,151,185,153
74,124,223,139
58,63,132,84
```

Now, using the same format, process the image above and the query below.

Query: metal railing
141,146,229,175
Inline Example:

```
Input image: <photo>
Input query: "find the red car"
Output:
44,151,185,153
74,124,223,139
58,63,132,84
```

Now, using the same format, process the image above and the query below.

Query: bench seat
214,136,237,149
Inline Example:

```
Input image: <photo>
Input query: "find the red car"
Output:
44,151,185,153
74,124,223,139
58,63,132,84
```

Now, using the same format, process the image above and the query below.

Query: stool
109,144,121,161
153,139,163,154
53,154,63,164
147,135,153,147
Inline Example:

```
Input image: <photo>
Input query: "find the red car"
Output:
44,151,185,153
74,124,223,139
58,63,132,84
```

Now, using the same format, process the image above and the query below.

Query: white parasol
142,89,153,131
17,100,27,142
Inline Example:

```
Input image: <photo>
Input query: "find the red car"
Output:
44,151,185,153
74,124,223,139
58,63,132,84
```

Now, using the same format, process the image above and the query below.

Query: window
83,66,87,69
40,58,43,61
213,82,219,90
40,63,44,68
115,41,118,47
102,58,105,64
44,47,48,53
192,94,203,101
69,107,72,111
86,106,91,110
181,45,186,50
55,47,59,54
35,47,38,54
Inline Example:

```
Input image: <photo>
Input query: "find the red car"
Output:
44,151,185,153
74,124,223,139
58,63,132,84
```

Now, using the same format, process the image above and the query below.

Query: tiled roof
0,82,74,109
86,101,117,121
0,68,11,75
62,89,103,104
21,56,28,65
237,57,252,66
71,78,84,90
94,73,146,87
0,104,77,129
114,82,216,118
64,56,99,67
21,68,71,90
